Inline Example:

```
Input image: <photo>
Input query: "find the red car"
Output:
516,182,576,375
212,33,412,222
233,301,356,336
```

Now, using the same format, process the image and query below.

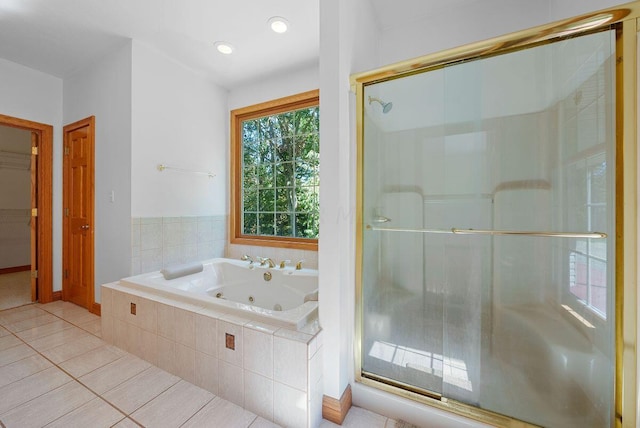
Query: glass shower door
360,27,616,427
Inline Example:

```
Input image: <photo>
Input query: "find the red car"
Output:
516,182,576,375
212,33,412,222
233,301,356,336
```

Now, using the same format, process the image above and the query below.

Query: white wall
548,0,630,21
318,0,379,402
63,41,133,302
378,0,552,66
131,40,228,218
0,57,63,288
228,63,319,110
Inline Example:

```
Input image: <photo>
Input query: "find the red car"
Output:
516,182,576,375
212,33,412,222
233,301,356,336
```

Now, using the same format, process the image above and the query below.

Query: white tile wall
102,282,323,428
131,216,227,275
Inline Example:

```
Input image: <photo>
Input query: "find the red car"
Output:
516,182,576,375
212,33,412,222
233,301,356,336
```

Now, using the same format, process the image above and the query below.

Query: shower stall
353,5,639,428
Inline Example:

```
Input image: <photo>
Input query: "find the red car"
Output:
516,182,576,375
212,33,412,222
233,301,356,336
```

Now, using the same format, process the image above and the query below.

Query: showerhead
368,96,393,114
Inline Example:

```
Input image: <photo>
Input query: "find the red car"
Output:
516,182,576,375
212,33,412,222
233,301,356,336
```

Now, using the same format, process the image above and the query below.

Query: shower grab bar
365,224,607,239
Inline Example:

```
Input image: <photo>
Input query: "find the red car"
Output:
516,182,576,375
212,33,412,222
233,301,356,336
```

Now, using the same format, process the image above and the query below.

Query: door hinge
31,146,38,155
65,207,69,217
31,208,38,217
31,270,38,279
64,146,69,155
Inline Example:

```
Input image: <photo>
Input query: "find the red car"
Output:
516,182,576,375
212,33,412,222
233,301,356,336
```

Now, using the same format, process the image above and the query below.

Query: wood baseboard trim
52,291,62,301
0,265,30,275
322,384,352,425
90,302,101,316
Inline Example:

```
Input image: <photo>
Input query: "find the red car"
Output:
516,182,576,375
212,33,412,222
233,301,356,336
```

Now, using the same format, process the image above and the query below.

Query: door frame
0,113,53,303
62,116,96,312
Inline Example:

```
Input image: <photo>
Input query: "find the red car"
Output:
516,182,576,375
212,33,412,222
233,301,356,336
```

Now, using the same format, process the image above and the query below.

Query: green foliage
241,106,319,238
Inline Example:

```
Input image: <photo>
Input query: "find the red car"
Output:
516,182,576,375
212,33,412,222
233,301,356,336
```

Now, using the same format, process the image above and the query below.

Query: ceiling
0,0,503,89
0,0,321,89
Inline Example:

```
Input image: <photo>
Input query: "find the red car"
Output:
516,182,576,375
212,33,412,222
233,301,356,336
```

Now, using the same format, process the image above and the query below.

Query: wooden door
30,132,38,301
63,117,95,309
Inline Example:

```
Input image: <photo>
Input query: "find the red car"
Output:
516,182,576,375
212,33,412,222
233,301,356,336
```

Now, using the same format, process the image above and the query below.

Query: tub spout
258,257,276,268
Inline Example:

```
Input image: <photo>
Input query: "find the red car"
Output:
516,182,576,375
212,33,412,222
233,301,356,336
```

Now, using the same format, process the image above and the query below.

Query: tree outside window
231,90,319,250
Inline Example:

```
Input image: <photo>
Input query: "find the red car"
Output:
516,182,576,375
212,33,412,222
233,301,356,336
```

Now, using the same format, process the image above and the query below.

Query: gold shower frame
351,2,639,427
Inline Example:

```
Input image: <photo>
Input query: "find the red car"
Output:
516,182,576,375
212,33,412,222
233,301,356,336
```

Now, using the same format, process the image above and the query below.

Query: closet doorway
0,114,53,309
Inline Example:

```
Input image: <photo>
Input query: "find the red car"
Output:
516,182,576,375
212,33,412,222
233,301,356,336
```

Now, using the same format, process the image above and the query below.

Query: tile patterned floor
0,301,407,428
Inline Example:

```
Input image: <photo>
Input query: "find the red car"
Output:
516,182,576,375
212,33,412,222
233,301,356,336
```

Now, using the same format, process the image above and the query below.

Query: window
230,90,319,250
567,154,608,318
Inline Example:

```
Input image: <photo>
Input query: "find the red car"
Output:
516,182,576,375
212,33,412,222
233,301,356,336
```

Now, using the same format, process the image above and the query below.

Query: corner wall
63,41,133,302
318,0,379,403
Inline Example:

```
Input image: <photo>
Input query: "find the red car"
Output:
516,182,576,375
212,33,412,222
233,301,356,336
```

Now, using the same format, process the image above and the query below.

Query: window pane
276,137,294,163
295,108,319,135
258,164,274,188
243,185,258,212
276,188,293,212
258,139,275,164
276,162,294,187
276,213,293,237
243,213,257,235
295,213,318,238
295,162,314,187
258,189,275,212
258,213,275,236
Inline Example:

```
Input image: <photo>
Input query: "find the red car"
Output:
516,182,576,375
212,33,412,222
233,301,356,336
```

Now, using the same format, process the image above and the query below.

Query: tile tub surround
102,282,324,428
132,216,227,275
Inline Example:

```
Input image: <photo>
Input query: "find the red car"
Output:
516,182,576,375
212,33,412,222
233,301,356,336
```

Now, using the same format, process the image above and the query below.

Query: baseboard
322,384,352,425
52,291,62,301
0,265,30,274
90,302,101,316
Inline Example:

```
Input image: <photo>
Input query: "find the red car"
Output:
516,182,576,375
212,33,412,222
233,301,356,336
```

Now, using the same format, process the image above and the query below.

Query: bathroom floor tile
0,334,22,351
41,333,105,363
0,306,47,325
0,354,52,388
249,417,281,428
79,353,151,395
44,397,125,428
131,380,214,428
79,318,102,337
0,379,95,428
25,326,90,352
103,365,181,414
0,343,37,367
0,366,72,414
182,397,257,428
0,326,10,337
14,318,74,342
3,312,59,333
112,417,141,428
58,345,125,378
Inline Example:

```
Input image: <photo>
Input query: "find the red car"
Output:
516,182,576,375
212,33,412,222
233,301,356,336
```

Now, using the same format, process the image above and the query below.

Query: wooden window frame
230,89,319,251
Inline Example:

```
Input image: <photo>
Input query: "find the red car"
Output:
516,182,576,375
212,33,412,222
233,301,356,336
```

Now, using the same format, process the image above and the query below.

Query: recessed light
214,41,234,55
268,16,289,34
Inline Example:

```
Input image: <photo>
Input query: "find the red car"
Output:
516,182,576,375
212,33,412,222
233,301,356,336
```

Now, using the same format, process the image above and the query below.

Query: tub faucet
241,254,254,265
258,257,276,268
296,259,305,270
279,259,291,269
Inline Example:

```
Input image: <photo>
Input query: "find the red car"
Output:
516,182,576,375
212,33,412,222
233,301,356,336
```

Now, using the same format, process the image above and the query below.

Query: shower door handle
372,216,391,223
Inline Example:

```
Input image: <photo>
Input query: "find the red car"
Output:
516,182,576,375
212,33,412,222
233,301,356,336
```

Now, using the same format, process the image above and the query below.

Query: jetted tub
116,258,318,330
